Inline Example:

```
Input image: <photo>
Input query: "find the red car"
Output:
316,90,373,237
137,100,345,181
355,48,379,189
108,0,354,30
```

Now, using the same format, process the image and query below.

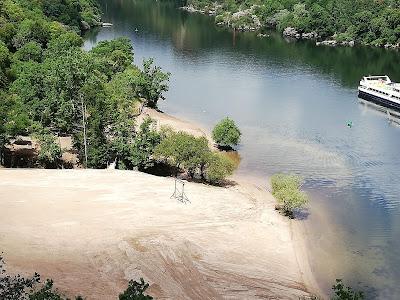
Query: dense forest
185,0,400,47
0,0,169,169
0,0,236,183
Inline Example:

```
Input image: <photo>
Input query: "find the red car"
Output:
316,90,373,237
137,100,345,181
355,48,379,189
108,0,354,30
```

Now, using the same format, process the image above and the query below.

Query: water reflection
85,0,400,298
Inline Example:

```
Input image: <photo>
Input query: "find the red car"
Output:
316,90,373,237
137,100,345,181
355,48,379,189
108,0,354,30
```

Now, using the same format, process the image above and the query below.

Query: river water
84,0,400,298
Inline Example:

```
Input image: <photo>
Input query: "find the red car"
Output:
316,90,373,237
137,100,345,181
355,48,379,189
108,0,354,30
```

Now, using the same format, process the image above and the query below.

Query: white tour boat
358,76,400,110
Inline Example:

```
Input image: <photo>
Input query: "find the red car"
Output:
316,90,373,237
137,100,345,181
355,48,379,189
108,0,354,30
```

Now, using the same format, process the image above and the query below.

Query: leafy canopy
212,117,241,148
271,173,308,217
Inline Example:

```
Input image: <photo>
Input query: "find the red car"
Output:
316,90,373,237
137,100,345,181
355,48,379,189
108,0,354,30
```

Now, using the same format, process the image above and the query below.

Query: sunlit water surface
84,0,400,298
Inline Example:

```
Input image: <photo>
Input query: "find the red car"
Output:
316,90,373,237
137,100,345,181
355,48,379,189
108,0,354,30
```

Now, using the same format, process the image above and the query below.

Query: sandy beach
0,109,320,299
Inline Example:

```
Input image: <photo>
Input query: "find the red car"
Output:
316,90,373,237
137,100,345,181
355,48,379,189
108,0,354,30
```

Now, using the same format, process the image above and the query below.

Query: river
84,0,400,298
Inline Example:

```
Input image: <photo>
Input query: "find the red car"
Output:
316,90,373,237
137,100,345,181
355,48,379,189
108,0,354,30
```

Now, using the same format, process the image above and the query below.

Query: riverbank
136,107,323,296
180,3,400,50
0,168,319,299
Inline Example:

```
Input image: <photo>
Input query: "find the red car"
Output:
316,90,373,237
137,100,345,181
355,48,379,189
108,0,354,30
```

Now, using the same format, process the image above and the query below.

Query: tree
0,40,10,88
13,41,42,62
0,255,40,300
0,255,84,299
119,278,153,300
332,279,364,300
138,58,170,108
154,131,209,177
204,152,235,184
32,127,62,169
90,38,134,78
212,117,241,149
271,173,308,218
130,117,161,170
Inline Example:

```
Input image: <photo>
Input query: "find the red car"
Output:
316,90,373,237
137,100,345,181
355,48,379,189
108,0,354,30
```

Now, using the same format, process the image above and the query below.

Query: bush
130,117,161,170
332,279,364,300
32,127,62,169
119,278,153,300
154,131,209,176
205,152,235,184
0,255,151,300
271,173,308,217
154,131,237,182
212,117,241,148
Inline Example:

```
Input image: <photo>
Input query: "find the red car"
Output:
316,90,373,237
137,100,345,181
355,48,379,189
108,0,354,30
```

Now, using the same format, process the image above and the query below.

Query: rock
81,20,90,31
302,32,318,40
383,43,400,49
181,5,198,13
283,27,298,38
349,40,355,47
316,40,337,47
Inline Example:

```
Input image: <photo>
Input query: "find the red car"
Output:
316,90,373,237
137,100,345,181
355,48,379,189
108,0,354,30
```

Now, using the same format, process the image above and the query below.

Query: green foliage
0,255,136,299
0,0,171,170
155,131,236,182
138,58,170,108
0,255,40,300
271,173,308,217
0,40,11,88
32,126,62,168
90,38,134,78
29,279,65,300
119,278,153,300
204,152,235,184
154,131,209,174
212,117,241,148
13,41,42,62
332,279,364,300
130,117,161,169
188,0,400,46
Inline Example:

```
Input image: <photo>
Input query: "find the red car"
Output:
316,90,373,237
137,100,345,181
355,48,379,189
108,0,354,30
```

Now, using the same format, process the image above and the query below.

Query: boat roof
363,75,391,82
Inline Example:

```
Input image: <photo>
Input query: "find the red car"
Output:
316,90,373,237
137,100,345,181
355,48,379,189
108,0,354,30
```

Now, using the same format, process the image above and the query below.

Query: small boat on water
358,76,400,110
102,22,113,27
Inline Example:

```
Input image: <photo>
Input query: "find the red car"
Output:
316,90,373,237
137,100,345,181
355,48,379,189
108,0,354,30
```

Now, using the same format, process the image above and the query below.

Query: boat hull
358,90,400,111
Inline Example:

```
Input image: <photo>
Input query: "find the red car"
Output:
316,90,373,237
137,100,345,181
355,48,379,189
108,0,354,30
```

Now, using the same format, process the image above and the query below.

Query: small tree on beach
204,152,235,184
212,117,241,149
271,174,308,218
154,131,209,177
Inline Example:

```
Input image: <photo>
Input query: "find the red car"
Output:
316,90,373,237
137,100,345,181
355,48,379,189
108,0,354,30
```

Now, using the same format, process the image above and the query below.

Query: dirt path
0,169,313,299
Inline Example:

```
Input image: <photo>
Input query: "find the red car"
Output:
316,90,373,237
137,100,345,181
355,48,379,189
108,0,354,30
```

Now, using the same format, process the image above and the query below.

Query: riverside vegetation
0,255,153,300
271,173,309,218
183,0,400,48
1,254,366,299
0,0,237,184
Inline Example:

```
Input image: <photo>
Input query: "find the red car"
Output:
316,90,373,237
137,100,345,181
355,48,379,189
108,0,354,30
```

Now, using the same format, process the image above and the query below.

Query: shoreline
0,108,322,298
141,107,323,297
180,5,400,51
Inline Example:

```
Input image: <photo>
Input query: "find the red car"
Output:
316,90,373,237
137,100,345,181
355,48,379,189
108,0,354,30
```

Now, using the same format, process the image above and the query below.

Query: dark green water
84,0,400,298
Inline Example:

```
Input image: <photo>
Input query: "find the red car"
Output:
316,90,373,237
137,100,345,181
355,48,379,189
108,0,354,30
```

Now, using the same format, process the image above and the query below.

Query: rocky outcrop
283,27,299,38
283,28,319,40
384,43,400,50
181,4,221,16
316,40,337,47
302,32,318,40
181,5,199,13
315,40,357,47
81,20,91,31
